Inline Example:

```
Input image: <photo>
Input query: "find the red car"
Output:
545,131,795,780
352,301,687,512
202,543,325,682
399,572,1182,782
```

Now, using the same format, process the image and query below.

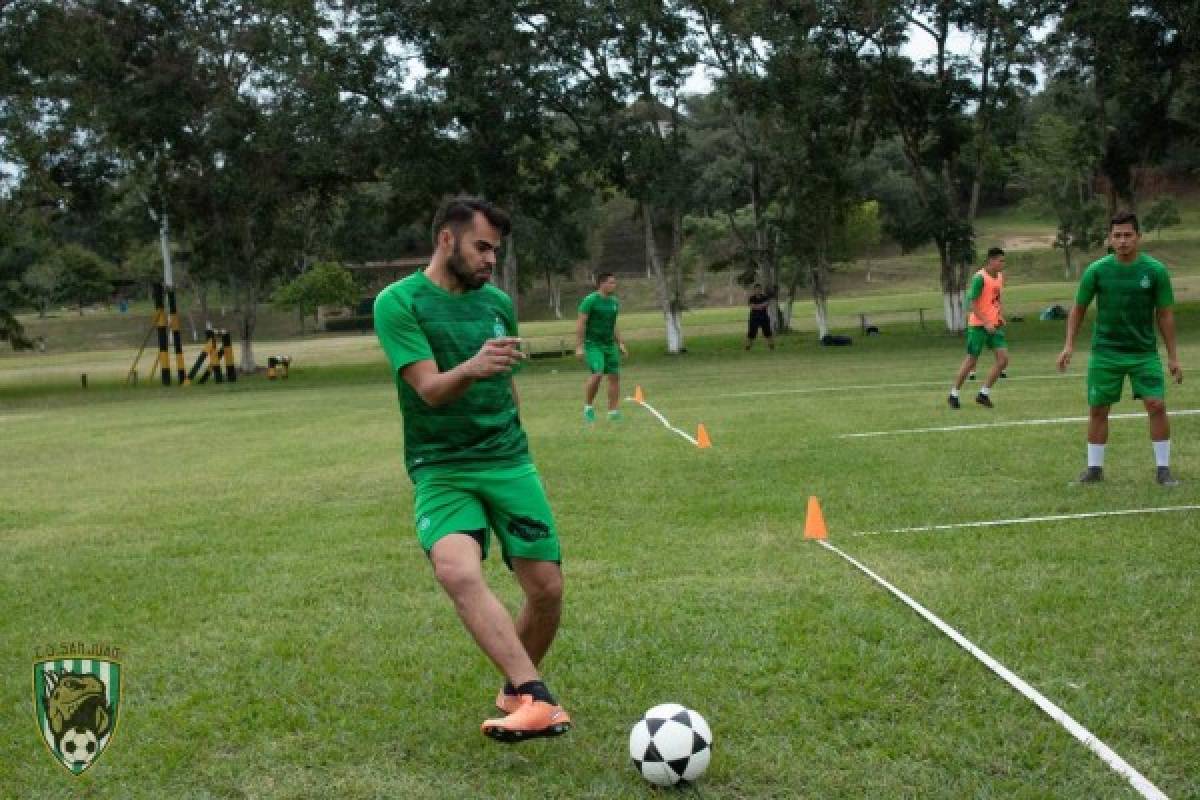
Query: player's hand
985,324,996,334
1169,359,1183,384
619,342,628,357
575,345,584,360
465,337,525,379
1056,348,1072,372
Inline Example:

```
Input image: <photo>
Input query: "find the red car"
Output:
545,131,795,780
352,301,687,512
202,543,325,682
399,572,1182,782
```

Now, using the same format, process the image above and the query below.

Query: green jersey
374,271,529,476
1075,253,1174,354
579,291,619,345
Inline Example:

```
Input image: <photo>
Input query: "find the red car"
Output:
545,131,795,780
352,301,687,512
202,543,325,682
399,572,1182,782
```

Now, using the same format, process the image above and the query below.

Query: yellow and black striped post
153,284,170,385
166,287,189,385
212,330,226,383
187,328,213,383
221,330,237,382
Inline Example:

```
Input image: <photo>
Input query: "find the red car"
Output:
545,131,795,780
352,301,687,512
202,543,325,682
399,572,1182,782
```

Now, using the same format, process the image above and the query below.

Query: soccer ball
59,726,99,768
629,703,712,786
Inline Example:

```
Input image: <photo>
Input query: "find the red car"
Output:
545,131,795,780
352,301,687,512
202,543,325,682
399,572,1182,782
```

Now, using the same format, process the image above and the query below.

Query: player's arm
1057,304,1088,372
615,325,628,356
511,378,521,411
575,313,587,357
400,337,524,408
1157,308,1183,383
966,274,990,332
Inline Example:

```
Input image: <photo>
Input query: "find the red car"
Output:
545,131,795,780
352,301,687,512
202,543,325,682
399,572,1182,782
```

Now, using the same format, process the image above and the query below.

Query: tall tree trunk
811,241,831,339
500,233,519,312
643,203,684,354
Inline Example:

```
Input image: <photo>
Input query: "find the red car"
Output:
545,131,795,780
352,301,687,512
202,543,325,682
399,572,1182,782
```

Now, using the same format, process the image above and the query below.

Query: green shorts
965,326,1008,357
1087,350,1165,407
412,462,560,568
584,342,620,375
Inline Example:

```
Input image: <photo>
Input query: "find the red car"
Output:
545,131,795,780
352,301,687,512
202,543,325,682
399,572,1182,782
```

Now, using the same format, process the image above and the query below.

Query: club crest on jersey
32,649,122,775
1140,275,1151,289
493,316,506,337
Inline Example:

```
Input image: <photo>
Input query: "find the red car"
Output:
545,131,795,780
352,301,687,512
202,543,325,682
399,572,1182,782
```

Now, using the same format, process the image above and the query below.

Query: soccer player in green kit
374,196,571,742
1057,211,1184,485
576,271,628,422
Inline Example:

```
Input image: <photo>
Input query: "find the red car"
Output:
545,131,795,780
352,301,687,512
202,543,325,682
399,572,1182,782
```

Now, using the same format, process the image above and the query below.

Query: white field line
839,408,1200,439
850,505,1200,538
627,397,700,447
818,539,1170,800
717,373,1073,399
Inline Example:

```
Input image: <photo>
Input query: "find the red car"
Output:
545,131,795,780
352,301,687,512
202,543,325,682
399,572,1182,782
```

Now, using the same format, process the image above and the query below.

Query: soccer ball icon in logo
629,703,712,787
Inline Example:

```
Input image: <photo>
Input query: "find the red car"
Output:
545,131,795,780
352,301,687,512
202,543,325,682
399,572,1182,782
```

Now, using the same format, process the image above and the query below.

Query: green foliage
48,243,116,313
1143,196,1183,239
273,262,360,323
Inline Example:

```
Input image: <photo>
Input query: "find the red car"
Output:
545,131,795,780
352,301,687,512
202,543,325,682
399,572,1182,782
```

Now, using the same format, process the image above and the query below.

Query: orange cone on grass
633,385,645,404
804,496,828,540
696,424,712,449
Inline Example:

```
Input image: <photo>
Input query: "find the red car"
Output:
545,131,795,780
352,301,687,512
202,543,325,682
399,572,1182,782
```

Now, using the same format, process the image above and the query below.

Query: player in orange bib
948,247,1008,409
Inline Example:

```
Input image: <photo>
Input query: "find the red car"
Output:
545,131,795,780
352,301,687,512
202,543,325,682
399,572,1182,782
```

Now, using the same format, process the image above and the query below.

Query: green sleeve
373,288,432,376
578,292,594,315
1074,265,1098,307
1155,266,1175,309
966,273,985,302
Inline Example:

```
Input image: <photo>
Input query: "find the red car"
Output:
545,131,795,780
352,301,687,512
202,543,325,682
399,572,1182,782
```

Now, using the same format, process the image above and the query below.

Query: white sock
949,388,960,398
1087,444,1105,469
980,386,990,396
584,404,593,412
1153,440,1170,468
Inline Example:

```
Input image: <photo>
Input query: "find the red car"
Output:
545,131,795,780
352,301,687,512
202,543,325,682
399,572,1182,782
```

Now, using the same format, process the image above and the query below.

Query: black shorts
748,313,772,339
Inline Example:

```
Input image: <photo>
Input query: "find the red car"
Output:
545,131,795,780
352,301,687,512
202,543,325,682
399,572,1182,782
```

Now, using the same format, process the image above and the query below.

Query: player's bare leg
949,354,978,408
511,558,563,667
1078,404,1110,483
1145,397,1178,485
583,373,603,422
977,349,1008,408
430,534,539,686
606,374,621,418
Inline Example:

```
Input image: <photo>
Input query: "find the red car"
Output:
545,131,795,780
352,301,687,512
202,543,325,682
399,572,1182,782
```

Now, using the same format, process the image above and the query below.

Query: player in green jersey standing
576,271,628,423
374,196,571,742
1057,211,1184,485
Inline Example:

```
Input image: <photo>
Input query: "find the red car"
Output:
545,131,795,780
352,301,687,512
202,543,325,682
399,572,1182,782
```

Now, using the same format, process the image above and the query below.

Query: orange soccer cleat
481,695,572,743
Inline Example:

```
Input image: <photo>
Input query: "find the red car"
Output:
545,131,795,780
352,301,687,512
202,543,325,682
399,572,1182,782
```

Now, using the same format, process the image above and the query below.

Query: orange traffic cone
803,496,828,540
696,423,712,449
634,385,645,404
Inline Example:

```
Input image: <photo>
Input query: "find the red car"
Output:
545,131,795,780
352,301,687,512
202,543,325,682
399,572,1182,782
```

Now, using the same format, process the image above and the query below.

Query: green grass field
2,282,1198,798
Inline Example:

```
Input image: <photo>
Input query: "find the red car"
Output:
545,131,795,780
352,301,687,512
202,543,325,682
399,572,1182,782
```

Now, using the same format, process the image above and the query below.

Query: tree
273,262,360,334
22,260,64,318
1015,112,1104,277
1143,196,1182,239
49,244,115,315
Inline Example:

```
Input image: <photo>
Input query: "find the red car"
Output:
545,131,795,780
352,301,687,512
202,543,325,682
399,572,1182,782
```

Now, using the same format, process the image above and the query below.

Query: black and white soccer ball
629,703,713,787
59,725,99,768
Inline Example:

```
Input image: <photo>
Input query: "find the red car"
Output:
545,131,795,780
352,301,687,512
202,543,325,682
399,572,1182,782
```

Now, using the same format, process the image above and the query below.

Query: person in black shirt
745,284,775,351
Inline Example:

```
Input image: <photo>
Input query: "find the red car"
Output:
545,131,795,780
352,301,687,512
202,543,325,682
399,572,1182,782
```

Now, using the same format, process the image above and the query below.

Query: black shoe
1000,371,1008,379
1156,467,1180,487
975,392,994,408
1077,467,1104,484
947,394,961,409
968,372,976,380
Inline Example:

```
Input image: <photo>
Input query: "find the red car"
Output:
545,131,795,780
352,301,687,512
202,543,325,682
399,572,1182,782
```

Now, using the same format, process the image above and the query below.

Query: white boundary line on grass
817,539,1170,800
717,373,1072,399
627,397,699,446
839,408,1200,439
851,505,1200,538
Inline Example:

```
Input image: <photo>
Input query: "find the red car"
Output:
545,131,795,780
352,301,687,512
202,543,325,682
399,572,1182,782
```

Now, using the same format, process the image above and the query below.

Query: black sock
514,680,556,705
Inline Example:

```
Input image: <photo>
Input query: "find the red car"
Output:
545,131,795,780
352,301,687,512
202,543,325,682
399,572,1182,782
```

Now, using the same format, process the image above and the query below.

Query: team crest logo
1140,275,1151,289
493,315,506,338
32,656,121,775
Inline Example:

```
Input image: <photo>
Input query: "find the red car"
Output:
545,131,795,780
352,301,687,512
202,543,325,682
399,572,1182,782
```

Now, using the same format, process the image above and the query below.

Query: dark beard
447,240,487,290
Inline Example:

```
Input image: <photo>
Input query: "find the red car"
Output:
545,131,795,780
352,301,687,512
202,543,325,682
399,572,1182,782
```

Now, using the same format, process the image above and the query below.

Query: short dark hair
595,271,615,285
986,247,1005,259
431,195,511,245
1110,211,1140,234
